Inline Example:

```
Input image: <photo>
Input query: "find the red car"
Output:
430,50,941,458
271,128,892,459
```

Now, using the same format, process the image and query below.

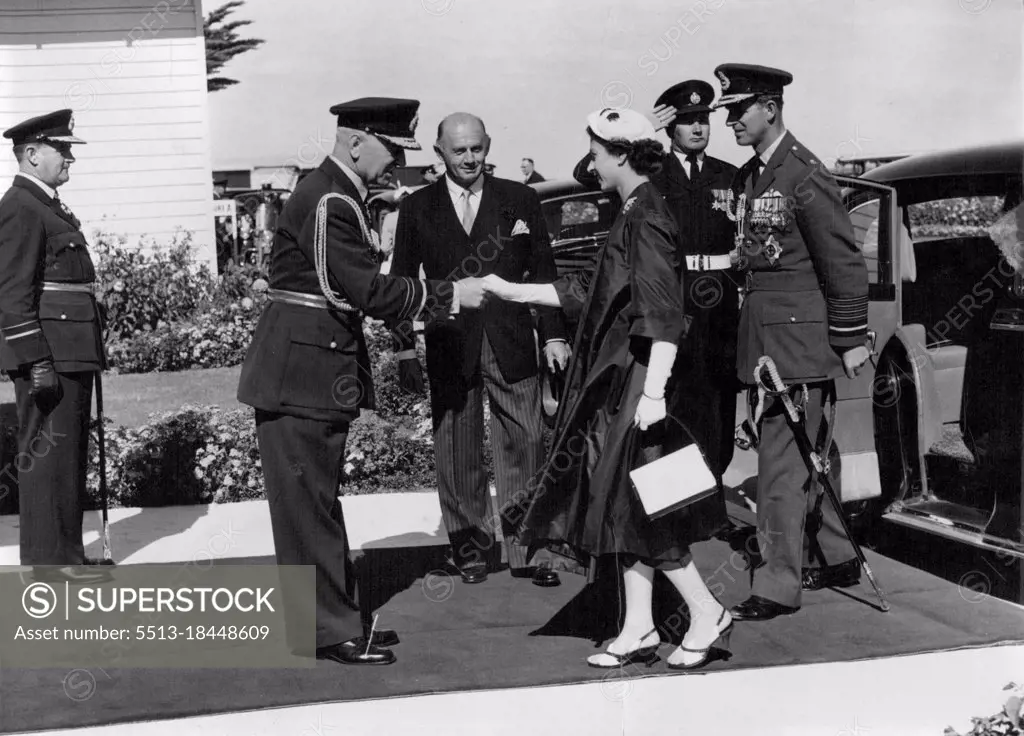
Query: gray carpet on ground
1,532,1022,733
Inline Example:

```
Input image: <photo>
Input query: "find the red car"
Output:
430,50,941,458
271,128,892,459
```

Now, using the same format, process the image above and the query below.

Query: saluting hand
647,104,678,132
842,345,871,380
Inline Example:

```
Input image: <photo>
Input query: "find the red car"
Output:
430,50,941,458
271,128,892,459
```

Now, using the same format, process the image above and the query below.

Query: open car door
833,176,900,504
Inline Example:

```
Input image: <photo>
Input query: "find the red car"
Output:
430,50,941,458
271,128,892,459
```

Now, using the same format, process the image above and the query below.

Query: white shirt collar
674,149,705,162
446,173,484,201
758,128,788,165
329,156,368,201
16,172,56,200
674,149,705,171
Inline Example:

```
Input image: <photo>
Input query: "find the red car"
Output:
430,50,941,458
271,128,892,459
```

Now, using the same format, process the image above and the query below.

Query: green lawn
0,367,244,429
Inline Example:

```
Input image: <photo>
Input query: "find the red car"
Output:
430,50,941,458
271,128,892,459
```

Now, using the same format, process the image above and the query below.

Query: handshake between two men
397,274,571,395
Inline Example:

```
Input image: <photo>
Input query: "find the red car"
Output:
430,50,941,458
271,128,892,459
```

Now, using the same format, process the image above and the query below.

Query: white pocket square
511,219,530,236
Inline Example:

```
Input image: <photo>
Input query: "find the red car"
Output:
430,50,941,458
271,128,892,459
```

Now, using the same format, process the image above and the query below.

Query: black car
832,140,1024,599
531,180,620,277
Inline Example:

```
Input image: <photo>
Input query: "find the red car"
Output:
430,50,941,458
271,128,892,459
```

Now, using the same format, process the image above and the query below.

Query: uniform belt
267,288,359,313
41,281,95,294
743,270,821,292
685,254,733,272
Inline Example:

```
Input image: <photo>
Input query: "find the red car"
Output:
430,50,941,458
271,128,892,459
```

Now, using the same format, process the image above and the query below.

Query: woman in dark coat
482,108,732,671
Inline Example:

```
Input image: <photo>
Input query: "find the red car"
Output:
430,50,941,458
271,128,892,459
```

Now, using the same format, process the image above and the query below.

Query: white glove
633,340,678,430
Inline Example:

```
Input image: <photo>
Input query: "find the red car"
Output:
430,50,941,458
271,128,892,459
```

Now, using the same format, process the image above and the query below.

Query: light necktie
460,189,475,235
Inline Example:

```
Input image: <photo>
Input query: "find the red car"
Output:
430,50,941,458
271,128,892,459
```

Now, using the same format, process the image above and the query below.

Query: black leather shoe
84,557,116,566
729,595,799,621
802,559,861,591
509,566,561,587
458,562,488,584
317,638,396,666
368,629,400,647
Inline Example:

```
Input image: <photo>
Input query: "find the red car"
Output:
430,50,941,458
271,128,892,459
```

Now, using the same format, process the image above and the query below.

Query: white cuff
396,349,417,360
544,339,568,346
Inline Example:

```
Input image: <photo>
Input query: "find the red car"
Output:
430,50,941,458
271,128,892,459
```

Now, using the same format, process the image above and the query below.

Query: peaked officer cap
3,109,86,146
655,79,716,117
712,64,793,108
329,97,422,150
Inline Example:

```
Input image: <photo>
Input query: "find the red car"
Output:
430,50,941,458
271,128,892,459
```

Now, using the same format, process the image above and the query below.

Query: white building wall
0,0,217,269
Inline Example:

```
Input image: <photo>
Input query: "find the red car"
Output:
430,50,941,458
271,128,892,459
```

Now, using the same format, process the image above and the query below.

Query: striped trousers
429,334,544,571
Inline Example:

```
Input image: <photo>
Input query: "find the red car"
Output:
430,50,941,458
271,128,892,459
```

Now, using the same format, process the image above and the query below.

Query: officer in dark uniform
237,98,487,666
0,109,111,583
650,79,740,494
710,65,872,621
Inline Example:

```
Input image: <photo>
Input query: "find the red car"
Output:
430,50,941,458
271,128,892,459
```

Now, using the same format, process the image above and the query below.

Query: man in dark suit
237,98,487,666
710,65,871,621
650,79,740,496
0,109,111,583
391,113,569,587
520,158,545,185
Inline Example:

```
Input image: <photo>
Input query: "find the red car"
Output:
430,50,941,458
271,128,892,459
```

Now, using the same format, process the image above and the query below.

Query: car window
562,200,599,228
908,196,1006,240
848,197,881,285
541,193,618,242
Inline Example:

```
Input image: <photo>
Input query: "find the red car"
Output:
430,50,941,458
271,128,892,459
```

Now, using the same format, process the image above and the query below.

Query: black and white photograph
0,0,1022,734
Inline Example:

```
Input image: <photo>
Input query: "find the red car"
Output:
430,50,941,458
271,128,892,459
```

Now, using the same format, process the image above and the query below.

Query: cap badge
409,113,419,134
68,114,75,132
690,92,701,105
717,71,730,91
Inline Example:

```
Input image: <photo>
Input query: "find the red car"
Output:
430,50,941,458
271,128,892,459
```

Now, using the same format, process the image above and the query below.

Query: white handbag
629,443,718,519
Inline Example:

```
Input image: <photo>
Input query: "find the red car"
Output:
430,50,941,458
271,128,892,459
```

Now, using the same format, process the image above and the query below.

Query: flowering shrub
193,409,265,504
946,681,1024,735
93,231,214,341
341,412,435,493
105,302,264,374
92,232,269,373
362,319,429,419
90,407,218,508
22,404,438,509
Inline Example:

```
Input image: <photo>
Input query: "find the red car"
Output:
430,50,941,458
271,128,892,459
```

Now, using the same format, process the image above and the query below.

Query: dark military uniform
650,79,740,486
0,110,105,566
715,65,869,611
237,99,458,654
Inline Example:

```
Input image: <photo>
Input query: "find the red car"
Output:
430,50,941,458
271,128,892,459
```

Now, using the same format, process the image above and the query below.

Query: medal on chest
750,188,792,233
747,189,791,267
55,200,81,231
711,189,732,213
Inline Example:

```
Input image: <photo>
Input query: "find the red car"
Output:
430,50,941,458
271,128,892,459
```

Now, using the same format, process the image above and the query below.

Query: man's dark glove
29,359,60,402
398,358,425,395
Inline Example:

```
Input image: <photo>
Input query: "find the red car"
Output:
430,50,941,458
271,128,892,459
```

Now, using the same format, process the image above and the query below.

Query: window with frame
848,196,881,285
907,196,1006,240
541,193,618,243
